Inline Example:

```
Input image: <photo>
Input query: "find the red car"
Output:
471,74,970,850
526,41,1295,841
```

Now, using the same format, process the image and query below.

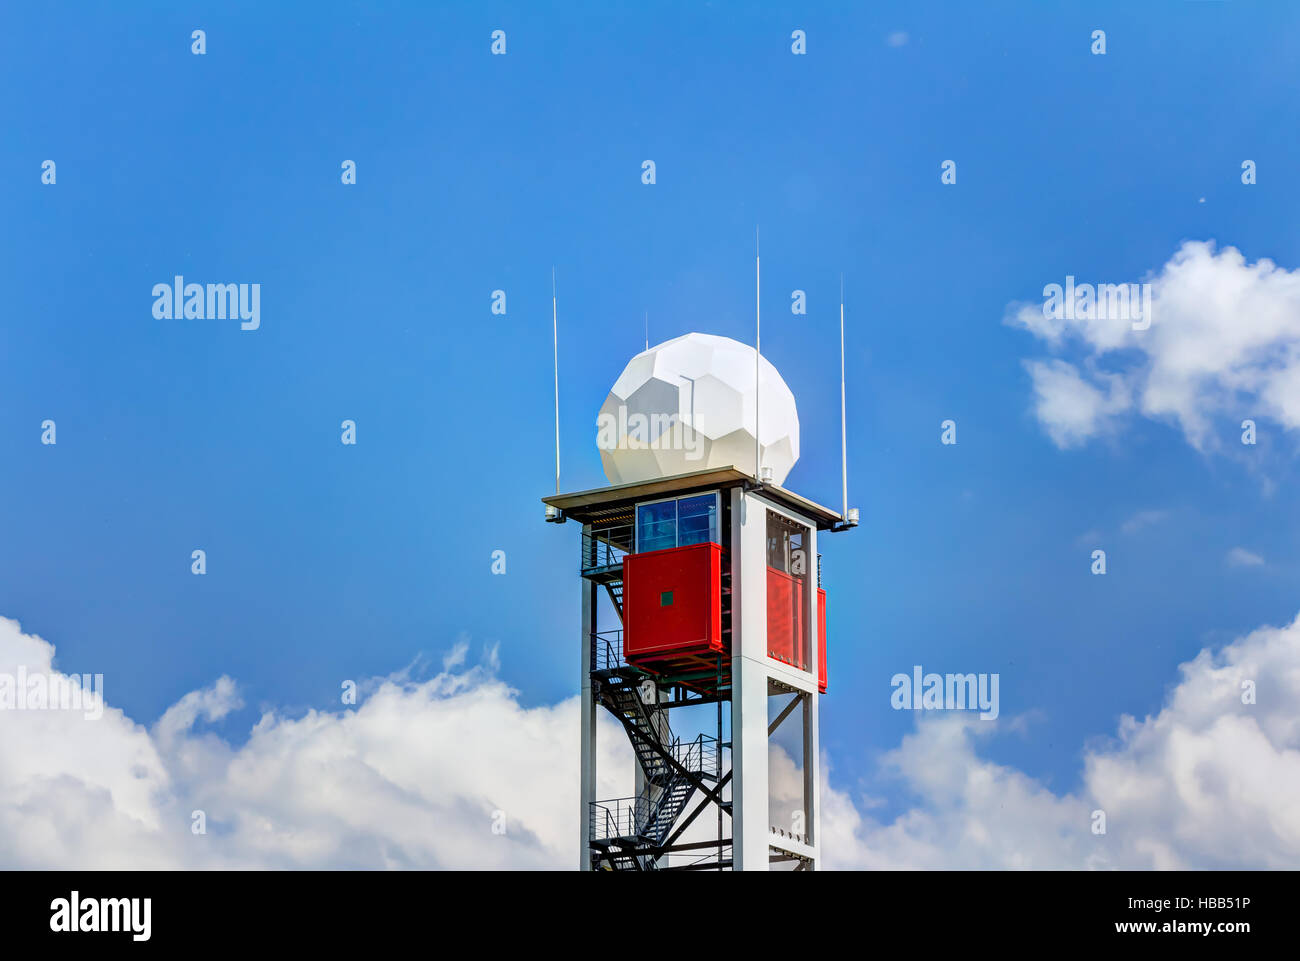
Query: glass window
635,492,720,552
636,500,677,553
766,511,806,575
677,493,718,546
767,529,788,571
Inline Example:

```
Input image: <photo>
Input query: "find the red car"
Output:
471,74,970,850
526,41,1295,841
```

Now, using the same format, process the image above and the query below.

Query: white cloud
886,31,909,47
820,612,1300,869
1226,547,1265,568
1121,509,1169,535
441,640,468,672
0,616,631,870
1023,358,1130,448
1010,241,1300,450
815,719,1099,870
2,610,1299,869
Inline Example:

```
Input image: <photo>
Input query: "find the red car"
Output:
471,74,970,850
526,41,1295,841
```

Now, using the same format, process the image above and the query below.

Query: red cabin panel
817,588,827,693
766,567,806,670
623,542,722,667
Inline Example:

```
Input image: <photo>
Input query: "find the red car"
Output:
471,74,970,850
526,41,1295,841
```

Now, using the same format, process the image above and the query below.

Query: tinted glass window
637,501,677,553
677,493,718,546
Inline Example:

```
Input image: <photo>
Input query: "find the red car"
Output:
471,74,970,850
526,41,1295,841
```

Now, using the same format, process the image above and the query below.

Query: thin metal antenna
645,311,649,352
840,274,848,520
552,267,560,496
755,227,761,482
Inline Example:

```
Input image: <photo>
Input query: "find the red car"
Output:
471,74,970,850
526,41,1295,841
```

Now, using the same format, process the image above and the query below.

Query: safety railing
676,733,720,779
580,524,634,577
591,629,627,672
590,734,719,845
590,795,650,842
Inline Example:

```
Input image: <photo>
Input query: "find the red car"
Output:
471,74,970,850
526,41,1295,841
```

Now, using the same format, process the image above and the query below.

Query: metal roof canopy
542,466,844,530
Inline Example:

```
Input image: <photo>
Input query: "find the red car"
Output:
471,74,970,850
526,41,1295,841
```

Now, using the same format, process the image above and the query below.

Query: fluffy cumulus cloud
1021,359,1132,449
819,613,1300,870
1008,241,1300,451
2,611,1299,869
0,616,631,869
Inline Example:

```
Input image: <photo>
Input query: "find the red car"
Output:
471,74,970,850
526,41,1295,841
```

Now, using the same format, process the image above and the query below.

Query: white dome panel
596,332,800,486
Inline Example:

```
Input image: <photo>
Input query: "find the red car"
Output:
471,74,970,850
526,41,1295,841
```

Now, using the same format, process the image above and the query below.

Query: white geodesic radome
597,332,800,486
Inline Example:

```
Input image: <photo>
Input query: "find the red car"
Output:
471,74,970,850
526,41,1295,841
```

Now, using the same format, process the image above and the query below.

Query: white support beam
805,523,821,868
579,570,597,870
729,487,822,871
731,487,770,871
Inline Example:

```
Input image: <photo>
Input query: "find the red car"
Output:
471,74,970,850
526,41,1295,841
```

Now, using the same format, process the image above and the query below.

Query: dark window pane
637,501,677,552
677,493,717,545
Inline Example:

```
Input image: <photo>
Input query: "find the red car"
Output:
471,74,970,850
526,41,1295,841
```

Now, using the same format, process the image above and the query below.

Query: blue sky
3,1,1299,852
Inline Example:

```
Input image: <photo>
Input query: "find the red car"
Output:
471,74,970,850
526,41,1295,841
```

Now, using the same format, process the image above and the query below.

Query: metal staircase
604,581,623,622
639,736,715,844
581,520,725,870
598,673,669,778
589,670,718,868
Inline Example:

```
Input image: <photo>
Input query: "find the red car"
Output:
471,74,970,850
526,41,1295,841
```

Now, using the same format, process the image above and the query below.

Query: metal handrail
591,629,626,672
590,733,720,844
581,524,634,574
590,795,651,841
675,733,719,778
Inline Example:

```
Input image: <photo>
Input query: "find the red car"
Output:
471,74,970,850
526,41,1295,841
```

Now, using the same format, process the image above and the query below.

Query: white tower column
730,487,822,871
805,522,821,870
730,487,769,870
579,568,597,870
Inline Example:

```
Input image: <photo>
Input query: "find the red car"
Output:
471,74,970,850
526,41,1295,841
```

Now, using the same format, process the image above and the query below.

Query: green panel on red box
623,542,722,660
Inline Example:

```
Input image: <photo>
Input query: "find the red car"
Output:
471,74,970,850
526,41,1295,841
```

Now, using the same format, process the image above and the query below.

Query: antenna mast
552,267,560,496
755,228,761,482
840,275,848,519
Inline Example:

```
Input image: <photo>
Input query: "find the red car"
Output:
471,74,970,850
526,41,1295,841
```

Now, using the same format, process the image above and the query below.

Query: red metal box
767,569,827,691
817,588,827,693
623,542,723,663
767,566,806,670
